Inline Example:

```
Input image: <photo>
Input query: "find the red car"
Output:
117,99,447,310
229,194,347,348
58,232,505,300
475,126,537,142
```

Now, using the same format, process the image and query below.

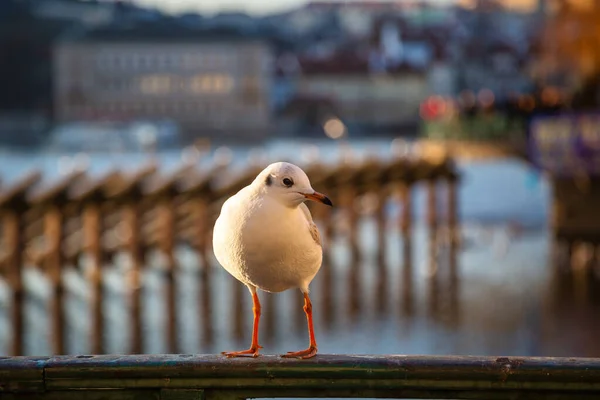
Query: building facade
54,29,273,142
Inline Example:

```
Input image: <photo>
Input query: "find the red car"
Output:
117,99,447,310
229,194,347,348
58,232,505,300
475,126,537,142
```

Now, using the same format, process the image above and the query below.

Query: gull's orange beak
303,191,333,207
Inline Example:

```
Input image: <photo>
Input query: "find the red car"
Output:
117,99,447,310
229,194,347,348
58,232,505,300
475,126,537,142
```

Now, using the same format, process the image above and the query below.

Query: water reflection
232,278,245,342
198,260,213,348
401,235,414,318
263,289,276,342
427,229,440,320
3,218,600,357
319,253,334,330
375,246,388,316
347,256,361,318
543,239,600,357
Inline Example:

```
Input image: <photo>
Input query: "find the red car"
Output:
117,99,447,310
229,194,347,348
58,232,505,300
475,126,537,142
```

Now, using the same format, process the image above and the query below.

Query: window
139,74,172,94
95,55,108,70
190,74,234,94
242,77,261,104
130,54,140,70
183,54,199,69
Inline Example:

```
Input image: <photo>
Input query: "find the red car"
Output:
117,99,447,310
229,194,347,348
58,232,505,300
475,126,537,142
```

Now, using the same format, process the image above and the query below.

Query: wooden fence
0,156,460,356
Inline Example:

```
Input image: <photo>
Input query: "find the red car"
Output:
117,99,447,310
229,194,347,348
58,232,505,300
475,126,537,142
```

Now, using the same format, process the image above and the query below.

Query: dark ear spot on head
265,174,273,186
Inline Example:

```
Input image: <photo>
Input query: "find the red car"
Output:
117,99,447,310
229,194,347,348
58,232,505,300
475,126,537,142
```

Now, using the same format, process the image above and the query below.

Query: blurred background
0,0,600,359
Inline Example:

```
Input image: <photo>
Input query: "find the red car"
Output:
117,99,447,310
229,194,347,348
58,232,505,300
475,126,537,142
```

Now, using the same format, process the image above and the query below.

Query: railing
2,354,600,399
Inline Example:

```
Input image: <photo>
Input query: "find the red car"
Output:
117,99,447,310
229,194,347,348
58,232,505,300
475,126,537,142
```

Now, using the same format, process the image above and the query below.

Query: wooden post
28,171,86,355
399,183,412,239
83,202,104,354
375,187,387,266
447,175,460,249
346,188,360,261
375,228,388,315
124,201,144,354
192,198,213,349
399,182,413,316
159,197,178,354
45,204,66,355
3,210,25,356
69,170,121,355
445,174,461,325
198,246,213,349
427,178,439,269
426,178,439,318
1,171,42,355
401,234,413,317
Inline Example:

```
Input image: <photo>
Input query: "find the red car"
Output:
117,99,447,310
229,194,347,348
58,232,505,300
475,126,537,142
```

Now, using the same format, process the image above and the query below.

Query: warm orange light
541,87,561,106
518,95,535,112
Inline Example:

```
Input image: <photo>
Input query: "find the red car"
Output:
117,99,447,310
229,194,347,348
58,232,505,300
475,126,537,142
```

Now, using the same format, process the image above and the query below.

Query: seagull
212,162,333,359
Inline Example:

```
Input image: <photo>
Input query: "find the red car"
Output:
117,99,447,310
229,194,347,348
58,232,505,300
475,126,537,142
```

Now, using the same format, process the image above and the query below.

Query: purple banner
529,113,600,176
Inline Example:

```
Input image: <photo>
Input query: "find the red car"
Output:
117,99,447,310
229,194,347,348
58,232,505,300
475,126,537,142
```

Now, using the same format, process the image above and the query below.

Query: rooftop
57,19,283,45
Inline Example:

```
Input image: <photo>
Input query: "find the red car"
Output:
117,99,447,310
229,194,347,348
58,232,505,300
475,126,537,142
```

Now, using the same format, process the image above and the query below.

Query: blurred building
531,0,600,109
274,7,454,136
0,0,158,148
54,22,274,143
292,69,429,135
451,2,539,103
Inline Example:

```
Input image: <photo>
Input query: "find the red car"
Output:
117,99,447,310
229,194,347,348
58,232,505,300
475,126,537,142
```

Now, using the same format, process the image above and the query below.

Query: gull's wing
300,203,321,247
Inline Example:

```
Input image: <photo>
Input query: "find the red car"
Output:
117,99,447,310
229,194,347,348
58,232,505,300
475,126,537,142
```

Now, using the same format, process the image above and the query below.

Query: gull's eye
282,177,294,187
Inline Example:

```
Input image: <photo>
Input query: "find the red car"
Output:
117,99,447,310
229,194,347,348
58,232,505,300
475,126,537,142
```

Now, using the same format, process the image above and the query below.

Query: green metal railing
2,354,600,399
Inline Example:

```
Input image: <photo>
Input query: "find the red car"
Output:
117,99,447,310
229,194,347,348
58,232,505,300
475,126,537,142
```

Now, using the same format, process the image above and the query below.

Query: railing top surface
28,170,87,204
68,170,122,200
103,163,159,198
141,164,197,197
0,170,42,206
0,157,461,211
2,354,600,396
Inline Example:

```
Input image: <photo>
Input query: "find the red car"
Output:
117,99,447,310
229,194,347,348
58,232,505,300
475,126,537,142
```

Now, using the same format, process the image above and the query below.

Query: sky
130,0,459,16
131,0,312,16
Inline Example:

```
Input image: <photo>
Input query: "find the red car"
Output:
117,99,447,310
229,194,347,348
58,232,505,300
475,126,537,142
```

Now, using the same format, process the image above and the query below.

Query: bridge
420,112,600,249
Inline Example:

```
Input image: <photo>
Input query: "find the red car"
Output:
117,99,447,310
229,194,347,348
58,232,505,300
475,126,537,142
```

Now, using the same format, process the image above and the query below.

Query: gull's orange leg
282,292,317,359
222,289,262,357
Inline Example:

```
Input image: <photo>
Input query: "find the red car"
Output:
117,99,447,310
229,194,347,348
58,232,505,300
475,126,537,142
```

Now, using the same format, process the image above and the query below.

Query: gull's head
254,162,333,208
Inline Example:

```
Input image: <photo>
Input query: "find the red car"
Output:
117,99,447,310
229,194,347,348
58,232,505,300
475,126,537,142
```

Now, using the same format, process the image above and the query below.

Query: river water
1,138,599,358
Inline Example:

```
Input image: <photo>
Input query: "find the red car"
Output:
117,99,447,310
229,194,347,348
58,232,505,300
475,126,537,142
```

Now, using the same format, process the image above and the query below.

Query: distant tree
533,0,600,109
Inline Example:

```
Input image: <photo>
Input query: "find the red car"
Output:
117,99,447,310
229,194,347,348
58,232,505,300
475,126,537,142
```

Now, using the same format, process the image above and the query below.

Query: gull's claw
281,346,317,359
221,348,261,358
